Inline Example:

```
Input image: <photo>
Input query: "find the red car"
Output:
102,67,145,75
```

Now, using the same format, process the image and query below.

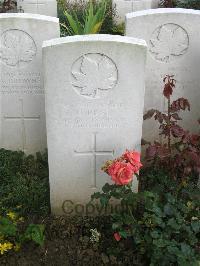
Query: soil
0,215,144,266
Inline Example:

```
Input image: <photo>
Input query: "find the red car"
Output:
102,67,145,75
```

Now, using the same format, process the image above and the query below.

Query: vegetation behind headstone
160,0,200,9
0,0,16,13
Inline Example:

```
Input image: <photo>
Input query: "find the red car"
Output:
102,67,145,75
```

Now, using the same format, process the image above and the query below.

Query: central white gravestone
0,14,60,154
17,0,57,17
126,9,200,142
43,35,147,214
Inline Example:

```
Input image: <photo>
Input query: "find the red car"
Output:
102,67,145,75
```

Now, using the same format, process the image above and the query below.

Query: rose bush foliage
92,76,200,265
143,75,200,183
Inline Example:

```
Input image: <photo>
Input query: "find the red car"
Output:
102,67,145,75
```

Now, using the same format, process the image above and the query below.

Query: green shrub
91,75,200,265
63,0,107,35
58,0,122,36
176,0,200,9
92,166,200,265
160,0,200,9
0,149,49,216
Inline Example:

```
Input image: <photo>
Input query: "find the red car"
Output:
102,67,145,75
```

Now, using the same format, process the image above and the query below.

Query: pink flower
114,232,121,241
108,161,134,185
122,150,143,173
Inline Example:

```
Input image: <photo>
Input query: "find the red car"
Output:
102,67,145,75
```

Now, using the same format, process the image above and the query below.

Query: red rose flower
108,161,134,185
122,150,143,173
114,232,121,241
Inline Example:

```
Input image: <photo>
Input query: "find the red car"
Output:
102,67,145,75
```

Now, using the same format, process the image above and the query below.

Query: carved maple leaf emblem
72,54,117,98
0,30,36,67
150,24,189,62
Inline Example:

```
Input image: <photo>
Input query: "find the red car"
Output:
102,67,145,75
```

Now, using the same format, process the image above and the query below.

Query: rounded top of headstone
126,8,200,20
42,34,147,49
0,13,58,23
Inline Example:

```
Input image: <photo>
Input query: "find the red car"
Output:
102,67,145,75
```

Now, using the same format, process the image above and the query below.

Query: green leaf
119,230,128,238
24,224,45,246
0,217,17,236
167,218,180,230
181,243,193,257
91,192,102,200
152,239,169,248
100,195,109,206
152,205,163,217
164,203,174,216
150,231,160,239
191,221,200,233
63,0,106,35
102,183,112,193
64,10,83,35
112,222,122,230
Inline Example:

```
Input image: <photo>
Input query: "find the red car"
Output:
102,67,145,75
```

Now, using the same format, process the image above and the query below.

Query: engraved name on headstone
126,9,200,142
0,13,60,153
43,35,147,214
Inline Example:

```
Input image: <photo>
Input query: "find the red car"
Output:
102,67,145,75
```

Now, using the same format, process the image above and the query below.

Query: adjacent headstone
113,0,159,23
17,0,57,17
0,13,60,154
126,9,200,142
43,35,147,214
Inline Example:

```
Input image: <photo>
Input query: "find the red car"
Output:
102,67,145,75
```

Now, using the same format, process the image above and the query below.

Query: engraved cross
35,0,46,11
74,132,114,188
26,0,45,12
4,98,40,152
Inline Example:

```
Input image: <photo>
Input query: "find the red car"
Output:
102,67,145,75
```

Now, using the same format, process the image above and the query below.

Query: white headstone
43,35,147,214
113,0,159,23
126,9,200,142
17,0,57,17
0,14,60,154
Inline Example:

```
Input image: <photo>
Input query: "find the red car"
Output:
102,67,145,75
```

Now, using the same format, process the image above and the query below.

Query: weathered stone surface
113,0,159,23
17,0,57,17
43,35,147,214
0,13,60,153
126,8,200,142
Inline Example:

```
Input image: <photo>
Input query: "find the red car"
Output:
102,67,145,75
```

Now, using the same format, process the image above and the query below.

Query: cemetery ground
0,113,199,265
0,148,198,265
0,69,199,265
0,2,200,266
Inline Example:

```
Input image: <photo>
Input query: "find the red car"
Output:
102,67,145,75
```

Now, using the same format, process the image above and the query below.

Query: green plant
160,0,200,9
58,0,122,36
22,224,45,246
58,0,87,35
61,0,107,35
176,0,200,9
91,77,200,264
0,209,45,255
92,161,200,265
0,149,49,216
